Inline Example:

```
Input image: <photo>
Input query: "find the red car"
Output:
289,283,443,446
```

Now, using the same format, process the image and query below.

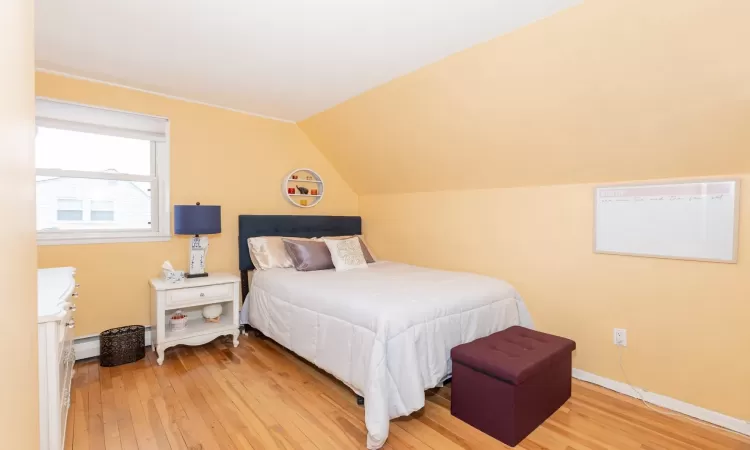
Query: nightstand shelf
164,312,234,342
150,273,240,365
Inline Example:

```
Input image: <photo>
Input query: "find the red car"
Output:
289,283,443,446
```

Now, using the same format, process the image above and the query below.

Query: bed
238,215,533,449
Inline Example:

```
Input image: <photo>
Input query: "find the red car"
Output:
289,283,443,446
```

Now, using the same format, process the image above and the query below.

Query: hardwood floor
67,334,750,450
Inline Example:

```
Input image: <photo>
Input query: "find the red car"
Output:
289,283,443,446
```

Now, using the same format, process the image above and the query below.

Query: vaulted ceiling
300,0,750,195
35,0,578,121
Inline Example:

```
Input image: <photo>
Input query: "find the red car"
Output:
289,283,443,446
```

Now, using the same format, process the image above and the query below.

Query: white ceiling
35,0,579,122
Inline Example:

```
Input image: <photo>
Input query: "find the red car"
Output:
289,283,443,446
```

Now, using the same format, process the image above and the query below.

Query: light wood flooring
66,334,750,450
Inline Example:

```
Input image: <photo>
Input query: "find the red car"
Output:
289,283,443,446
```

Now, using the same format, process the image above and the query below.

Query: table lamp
174,203,221,278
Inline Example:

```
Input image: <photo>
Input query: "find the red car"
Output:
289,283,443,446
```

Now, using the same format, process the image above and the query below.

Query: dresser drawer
165,283,233,307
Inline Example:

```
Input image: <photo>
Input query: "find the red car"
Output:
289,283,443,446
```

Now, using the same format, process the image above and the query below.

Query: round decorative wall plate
283,168,324,208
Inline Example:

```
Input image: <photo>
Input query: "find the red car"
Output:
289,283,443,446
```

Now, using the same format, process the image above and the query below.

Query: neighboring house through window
36,99,170,245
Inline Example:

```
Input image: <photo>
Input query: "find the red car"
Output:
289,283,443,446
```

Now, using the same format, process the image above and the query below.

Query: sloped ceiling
299,0,750,195
35,0,578,122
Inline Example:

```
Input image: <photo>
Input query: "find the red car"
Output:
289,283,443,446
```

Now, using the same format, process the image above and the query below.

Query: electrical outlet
614,328,627,346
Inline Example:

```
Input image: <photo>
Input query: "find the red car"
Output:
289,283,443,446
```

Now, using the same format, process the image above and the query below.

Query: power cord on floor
617,346,681,417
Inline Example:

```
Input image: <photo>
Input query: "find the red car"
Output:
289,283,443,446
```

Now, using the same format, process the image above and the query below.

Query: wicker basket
99,325,146,367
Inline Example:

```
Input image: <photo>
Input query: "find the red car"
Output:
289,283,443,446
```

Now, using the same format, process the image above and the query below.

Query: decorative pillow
323,237,368,272
321,235,376,263
282,239,334,271
247,236,294,270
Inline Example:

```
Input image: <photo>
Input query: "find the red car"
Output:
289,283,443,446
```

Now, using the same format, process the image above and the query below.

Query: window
91,200,115,221
56,199,83,221
36,99,170,245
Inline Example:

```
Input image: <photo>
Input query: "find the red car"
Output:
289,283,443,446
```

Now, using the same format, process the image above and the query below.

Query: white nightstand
150,273,240,365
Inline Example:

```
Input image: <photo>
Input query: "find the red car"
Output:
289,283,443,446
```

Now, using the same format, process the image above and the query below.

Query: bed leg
356,395,364,406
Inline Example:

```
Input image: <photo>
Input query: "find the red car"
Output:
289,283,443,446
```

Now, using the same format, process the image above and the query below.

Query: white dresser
38,267,77,450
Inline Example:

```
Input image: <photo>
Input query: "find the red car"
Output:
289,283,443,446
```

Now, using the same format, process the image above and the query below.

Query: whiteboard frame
593,177,741,264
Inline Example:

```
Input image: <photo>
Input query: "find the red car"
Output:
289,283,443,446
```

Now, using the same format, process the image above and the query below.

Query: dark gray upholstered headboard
238,215,362,298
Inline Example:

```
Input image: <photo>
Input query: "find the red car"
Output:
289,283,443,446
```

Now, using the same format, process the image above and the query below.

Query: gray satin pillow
282,238,334,271
358,237,376,264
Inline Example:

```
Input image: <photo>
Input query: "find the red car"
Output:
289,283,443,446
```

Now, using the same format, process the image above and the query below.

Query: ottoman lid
451,326,576,385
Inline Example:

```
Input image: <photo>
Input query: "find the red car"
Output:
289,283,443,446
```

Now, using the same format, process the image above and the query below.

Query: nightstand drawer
166,283,233,307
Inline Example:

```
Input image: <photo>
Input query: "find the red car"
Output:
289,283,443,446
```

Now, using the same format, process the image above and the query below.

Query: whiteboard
594,179,740,263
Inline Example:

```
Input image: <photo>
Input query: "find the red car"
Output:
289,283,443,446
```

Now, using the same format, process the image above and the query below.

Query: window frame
36,98,170,246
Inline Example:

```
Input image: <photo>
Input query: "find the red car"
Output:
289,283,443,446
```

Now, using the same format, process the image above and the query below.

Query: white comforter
240,261,533,449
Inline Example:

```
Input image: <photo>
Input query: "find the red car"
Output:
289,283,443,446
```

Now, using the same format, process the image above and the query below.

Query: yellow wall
36,72,358,337
300,0,750,194
298,0,750,422
360,179,750,420
0,0,39,446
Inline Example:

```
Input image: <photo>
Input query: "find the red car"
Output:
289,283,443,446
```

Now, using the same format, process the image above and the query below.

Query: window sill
37,233,171,246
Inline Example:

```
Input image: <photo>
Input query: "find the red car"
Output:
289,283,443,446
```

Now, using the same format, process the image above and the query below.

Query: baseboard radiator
73,327,152,361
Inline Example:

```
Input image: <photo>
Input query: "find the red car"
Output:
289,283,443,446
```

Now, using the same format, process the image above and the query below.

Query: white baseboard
572,368,750,437
73,327,152,360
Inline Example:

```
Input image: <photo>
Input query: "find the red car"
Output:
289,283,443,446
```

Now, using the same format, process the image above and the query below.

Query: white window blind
36,98,168,141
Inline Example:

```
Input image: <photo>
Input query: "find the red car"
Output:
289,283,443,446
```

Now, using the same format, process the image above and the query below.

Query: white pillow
319,235,376,263
323,237,368,272
247,236,294,270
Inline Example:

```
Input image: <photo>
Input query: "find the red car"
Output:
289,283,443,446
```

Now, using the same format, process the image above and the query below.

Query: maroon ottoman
450,326,576,447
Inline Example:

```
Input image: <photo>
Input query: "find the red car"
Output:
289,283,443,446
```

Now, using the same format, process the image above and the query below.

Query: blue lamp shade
174,204,221,235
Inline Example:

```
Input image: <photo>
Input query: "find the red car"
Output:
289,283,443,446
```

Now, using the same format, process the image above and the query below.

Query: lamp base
188,235,209,279
186,272,209,279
